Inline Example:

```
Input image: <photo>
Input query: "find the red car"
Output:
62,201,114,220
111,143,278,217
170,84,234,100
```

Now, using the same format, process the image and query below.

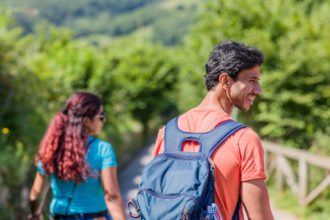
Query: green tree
183,0,330,153
106,43,179,143
0,9,42,218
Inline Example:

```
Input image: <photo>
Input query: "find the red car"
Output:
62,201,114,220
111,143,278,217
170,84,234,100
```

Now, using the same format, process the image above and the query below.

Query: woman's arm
29,172,50,220
101,167,126,220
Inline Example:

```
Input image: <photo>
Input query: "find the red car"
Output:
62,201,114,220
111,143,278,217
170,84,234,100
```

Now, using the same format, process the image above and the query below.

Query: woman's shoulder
88,137,114,156
89,136,112,147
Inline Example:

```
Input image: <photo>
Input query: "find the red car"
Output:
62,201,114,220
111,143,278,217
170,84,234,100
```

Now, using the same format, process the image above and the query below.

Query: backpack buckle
128,199,141,218
181,208,190,220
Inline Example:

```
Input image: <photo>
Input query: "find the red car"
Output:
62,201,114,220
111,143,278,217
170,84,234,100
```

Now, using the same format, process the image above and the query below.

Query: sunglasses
97,112,106,122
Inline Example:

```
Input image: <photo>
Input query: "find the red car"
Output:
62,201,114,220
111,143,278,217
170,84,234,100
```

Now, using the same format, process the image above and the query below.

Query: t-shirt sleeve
99,142,117,169
152,127,165,157
238,128,266,181
36,161,46,175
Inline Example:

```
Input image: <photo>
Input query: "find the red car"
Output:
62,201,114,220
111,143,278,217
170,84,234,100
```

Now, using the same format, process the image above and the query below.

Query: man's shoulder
232,127,262,151
235,127,260,141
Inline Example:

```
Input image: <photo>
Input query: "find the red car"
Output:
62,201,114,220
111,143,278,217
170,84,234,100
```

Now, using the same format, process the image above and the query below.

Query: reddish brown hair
36,92,102,183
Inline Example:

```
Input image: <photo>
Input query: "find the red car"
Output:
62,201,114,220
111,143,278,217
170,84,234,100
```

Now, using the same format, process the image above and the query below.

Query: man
152,41,274,220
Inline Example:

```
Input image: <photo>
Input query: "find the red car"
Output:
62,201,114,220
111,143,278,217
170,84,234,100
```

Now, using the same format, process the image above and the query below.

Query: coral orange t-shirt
152,107,266,220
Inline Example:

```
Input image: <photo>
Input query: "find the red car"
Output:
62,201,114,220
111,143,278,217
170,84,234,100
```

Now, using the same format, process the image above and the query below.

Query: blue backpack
128,117,246,220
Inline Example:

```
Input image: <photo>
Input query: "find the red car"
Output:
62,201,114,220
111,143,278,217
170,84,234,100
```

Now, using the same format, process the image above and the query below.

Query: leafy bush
182,0,330,152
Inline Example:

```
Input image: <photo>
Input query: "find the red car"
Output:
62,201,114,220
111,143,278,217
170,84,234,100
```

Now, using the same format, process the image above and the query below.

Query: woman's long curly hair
36,92,102,183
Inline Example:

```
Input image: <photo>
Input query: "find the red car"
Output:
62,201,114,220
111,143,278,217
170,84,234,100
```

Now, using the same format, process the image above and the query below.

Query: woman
28,92,126,220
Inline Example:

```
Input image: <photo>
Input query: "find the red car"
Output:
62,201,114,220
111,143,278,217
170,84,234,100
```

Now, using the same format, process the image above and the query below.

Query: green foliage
183,0,330,153
89,42,180,145
0,8,43,218
152,2,199,45
115,44,179,124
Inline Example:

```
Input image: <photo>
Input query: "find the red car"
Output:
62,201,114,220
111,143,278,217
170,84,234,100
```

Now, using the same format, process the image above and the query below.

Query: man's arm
152,127,165,156
241,179,274,220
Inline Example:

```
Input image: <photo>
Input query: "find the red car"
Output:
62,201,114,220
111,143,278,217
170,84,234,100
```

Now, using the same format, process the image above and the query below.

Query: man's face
228,65,262,112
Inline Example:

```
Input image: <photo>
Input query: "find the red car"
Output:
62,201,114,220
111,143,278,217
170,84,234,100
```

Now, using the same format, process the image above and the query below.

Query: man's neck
198,91,233,114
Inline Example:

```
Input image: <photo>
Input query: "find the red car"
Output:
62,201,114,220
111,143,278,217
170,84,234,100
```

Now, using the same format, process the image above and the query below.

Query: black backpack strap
164,117,246,157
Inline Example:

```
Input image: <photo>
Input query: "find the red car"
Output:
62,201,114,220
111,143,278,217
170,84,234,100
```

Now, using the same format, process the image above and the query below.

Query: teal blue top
37,136,117,214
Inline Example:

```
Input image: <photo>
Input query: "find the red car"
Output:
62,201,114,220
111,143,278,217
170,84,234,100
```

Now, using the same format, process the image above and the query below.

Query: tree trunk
142,120,149,146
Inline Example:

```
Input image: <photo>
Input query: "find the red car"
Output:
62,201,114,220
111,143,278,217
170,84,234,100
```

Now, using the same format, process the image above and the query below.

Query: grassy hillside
1,0,202,46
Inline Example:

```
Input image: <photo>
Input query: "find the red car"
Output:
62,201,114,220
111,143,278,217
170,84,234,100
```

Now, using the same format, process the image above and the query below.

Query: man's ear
218,73,231,89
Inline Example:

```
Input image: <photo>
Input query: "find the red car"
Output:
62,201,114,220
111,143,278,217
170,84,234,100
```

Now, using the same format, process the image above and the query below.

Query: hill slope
1,0,201,45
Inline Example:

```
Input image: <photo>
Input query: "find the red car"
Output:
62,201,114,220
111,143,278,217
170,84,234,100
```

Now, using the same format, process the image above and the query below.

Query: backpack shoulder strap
199,120,247,157
164,117,246,157
164,117,204,155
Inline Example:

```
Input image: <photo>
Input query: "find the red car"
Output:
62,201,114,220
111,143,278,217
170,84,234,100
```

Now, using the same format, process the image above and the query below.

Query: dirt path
119,145,300,219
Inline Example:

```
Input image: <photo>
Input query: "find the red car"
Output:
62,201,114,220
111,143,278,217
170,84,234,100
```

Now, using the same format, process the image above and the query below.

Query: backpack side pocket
137,189,197,220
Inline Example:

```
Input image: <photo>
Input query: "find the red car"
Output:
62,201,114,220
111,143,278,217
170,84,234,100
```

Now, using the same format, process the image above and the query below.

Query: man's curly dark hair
205,40,264,91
